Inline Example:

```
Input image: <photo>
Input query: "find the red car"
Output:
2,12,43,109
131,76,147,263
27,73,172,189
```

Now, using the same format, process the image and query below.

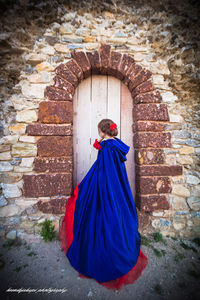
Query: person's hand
93,138,102,151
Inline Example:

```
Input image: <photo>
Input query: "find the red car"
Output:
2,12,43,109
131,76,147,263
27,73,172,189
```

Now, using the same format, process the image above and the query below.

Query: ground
0,232,200,300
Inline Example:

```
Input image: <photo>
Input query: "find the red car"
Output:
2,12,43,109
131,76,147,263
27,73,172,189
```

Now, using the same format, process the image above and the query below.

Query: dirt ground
0,232,200,300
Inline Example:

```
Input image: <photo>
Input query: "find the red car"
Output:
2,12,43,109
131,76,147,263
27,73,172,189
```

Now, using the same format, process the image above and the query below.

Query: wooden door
73,75,135,200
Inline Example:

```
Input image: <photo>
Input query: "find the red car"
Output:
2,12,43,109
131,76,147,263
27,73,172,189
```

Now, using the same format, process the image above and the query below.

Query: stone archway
23,43,182,217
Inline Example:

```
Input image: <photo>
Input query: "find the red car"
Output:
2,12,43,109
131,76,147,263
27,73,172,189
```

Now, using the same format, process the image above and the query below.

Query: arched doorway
24,43,181,216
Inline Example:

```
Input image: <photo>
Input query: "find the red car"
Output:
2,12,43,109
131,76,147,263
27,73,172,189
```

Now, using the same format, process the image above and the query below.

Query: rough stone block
25,53,47,65
86,50,101,74
128,69,152,92
0,145,11,152
131,80,154,98
53,75,75,96
21,83,46,99
133,132,171,148
12,143,37,157
135,165,183,176
0,204,20,217
22,174,72,197
2,183,22,198
44,86,73,101
36,62,54,72
99,43,111,75
135,194,170,212
64,59,83,83
186,197,200,211
133,103,170,121
16,110,38,123
135,149,165,165
55,63,79,87
135,176,171,194
0,162,14,171
172,184,190,197
134,90,162,104
37,136,72,157
34,156,72,173
107,51,123,78
132,121,165,132
71,50,91,78
38,101,73,124
37,198,67,214
118,54,135,80
122,63,142,87
26,124,72,136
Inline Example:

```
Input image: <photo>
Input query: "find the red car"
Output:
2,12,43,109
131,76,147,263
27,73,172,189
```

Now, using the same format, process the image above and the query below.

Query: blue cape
66,137,141,282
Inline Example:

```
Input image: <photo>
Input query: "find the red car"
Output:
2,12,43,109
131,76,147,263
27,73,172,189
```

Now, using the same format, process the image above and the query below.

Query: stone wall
0,0,199,241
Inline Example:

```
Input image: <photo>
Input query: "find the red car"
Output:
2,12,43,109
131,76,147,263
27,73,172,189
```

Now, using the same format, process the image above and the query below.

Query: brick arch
24,43,182,217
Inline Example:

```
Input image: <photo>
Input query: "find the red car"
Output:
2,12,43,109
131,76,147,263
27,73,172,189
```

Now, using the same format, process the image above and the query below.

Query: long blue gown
65,137,142,283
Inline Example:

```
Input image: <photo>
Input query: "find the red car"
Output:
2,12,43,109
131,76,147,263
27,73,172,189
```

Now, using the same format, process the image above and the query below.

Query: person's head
98,119,118,139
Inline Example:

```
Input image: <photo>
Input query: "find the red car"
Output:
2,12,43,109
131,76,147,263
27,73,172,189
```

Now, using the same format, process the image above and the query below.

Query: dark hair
98,119,118,137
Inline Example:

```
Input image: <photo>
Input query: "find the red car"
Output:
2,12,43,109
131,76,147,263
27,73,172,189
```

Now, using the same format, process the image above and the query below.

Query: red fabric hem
59,182,148,290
